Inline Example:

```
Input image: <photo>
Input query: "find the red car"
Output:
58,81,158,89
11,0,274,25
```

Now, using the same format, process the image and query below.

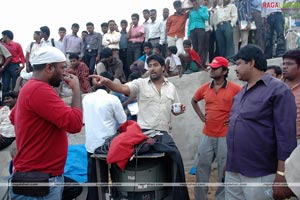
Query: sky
1,0,176,52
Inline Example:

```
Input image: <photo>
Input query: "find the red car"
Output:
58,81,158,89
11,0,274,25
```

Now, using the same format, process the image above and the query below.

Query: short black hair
3,91,18,99
100,71,114,81
221,66,229,79
72,23,80,29
120,19,128,25
101,22,108,27
168,46,177,54
282,50,300,66
233,44,267,72
267,65,282,75
131,13,139,20
173,0,182,7
107,20,116,25
146,54,165,66
86,22,94,27
143,42,152,49
2,30,14,40
95,71,114,90
153,44,162,53
143,9,150,14
58,27,66,32
128,72,141,81
150,9,157,13
101,47,113,59
34,31,41,35
40,26,50,36
183,39,192,47
82,30,88,34
69,53,80,60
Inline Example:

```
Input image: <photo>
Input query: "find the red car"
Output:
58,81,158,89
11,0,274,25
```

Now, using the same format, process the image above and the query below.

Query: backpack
29,42,34,53
51,38,55,47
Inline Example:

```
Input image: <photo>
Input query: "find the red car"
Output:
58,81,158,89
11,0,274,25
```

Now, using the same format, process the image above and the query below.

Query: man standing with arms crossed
191,56,241,200
9,46,83,199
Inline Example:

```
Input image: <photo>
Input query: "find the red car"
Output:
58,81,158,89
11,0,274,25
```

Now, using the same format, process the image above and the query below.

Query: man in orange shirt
191,56,241,200
166,0,190,55
282,50,300,145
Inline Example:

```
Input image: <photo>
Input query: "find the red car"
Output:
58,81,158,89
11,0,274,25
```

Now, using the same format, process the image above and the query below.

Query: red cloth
10,78,83,176
106,120,149,170
189,49,202,67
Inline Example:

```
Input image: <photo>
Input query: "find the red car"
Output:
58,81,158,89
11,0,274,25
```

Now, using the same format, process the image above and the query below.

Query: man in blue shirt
225,44,297,200
188,0,209,65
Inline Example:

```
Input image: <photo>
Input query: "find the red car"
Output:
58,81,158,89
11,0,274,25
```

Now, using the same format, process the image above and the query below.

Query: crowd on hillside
1,0,300,200
0,0,295,95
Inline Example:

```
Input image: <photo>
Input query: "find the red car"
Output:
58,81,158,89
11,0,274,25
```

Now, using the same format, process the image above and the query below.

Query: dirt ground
185,167,217,200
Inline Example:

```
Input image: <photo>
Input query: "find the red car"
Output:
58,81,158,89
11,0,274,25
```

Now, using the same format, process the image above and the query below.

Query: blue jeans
84,50,97,75
9,175,64,200
2,63,19,93
265,12,286,58
215,22,234,59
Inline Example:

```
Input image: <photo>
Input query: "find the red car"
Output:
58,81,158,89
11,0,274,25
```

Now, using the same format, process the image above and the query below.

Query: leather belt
217,21,231,28
148,37,160,41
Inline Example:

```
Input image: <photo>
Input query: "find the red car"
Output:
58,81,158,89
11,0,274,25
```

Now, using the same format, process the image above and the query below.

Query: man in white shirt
213,0,237,59
102,20,121,57
146,9,166,49
83,71,126,200
0,91,18,150
40,26,64,53
91,54,185,133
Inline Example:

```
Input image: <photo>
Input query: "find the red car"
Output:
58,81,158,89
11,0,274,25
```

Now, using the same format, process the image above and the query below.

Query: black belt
217,21,231,28
50,174,62,178
148,37,160,41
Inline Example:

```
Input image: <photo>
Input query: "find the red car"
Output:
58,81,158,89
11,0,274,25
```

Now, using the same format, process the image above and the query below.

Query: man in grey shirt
84,22,103,75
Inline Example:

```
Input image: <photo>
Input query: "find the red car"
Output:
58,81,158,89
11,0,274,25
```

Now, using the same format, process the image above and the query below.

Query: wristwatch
276,171,284,176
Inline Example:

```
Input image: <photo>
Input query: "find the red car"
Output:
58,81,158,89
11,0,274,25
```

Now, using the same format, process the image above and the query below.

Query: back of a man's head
233,44,267,72
94,71,114,91
40,26,50,37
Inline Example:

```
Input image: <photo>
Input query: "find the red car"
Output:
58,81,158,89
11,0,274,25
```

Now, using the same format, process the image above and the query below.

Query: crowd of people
0,0,299,199
0,0,293,95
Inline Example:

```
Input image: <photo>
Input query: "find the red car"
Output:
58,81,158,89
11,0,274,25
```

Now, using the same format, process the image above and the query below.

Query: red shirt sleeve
193,83,208,102
189,49,202,66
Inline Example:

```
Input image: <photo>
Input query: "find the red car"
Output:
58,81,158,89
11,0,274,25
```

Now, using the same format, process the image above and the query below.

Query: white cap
30,46,66,65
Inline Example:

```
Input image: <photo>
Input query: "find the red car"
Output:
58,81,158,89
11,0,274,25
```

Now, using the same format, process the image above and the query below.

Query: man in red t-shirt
9,46,83,199
191,56,241,200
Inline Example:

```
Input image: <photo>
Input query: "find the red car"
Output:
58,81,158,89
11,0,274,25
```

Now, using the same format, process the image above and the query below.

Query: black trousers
62,176,83,200
86,152,108,200
190,28,206,64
